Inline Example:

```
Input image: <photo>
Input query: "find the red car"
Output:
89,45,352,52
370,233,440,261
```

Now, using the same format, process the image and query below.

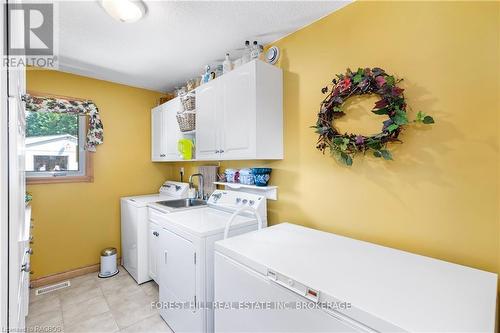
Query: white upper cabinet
151,97,182,162
163,98,183,160
151,60,283,162
151,105,164,161
219,66,255,159
195,80,219,160
196,60,283,160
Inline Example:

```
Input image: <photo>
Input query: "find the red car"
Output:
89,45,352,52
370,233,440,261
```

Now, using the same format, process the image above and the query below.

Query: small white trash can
98,247,119,278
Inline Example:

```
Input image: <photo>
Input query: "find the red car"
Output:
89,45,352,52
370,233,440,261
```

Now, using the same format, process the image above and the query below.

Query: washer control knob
242,199,248,204
212,193,222,202
287,279,294,286
236,198,241,204
249,200,255,206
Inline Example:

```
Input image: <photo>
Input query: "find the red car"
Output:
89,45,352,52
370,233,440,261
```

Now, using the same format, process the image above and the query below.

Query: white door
219,67,256,159
0,42,7,331
195,81,220,160
148,222,160,283
8,96,26,330
151,106,164,161
163,98,182,161
2,4,27,330
159,228,201,333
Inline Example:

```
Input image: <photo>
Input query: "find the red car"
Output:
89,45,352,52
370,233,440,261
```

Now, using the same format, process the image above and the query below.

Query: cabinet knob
26,248,33,255
220,149,225,153
160,154,166,157
215,150,219,154
21,263,30,273
153,231,159,237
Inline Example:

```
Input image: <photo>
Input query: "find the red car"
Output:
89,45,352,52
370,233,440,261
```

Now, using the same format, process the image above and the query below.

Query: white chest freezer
214,223,497,332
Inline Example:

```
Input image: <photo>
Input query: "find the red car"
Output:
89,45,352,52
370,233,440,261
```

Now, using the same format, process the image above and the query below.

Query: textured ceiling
57,1,350,92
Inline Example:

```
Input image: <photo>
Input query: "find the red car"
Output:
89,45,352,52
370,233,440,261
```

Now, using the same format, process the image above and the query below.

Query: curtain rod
27,90,91,102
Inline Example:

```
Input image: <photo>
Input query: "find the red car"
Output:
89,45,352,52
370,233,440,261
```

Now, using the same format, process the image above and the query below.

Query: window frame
26,106,94,185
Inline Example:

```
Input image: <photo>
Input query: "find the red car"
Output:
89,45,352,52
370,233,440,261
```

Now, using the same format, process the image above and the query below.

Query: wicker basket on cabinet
180,92,196,111
176,111,196,132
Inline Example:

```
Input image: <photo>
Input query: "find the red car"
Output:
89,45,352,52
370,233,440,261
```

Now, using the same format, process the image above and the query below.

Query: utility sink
156,198,207,209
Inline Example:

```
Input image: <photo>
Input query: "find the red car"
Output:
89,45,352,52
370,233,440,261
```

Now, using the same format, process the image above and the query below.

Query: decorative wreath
313,67,434,166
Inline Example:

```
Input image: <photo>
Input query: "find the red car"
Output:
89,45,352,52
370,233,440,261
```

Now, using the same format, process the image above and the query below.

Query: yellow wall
172,1,500,274
27,70,168,278
28,1,499,285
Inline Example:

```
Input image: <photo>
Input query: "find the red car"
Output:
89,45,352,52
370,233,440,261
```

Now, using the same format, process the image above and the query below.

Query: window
25,112,92,183
33,155,69,171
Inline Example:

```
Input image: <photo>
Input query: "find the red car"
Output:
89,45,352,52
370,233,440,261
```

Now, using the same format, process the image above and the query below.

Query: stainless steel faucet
189,173,205,200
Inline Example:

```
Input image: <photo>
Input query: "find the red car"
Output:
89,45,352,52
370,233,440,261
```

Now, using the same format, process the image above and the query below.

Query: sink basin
156,198,207,209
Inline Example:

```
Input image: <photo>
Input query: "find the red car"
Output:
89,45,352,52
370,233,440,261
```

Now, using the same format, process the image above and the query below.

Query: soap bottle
259,44,265,61
222,53,232,74
250,41,260,60
242,40,251,63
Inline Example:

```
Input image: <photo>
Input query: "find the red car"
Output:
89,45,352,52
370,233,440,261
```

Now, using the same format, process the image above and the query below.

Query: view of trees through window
26,112,79,137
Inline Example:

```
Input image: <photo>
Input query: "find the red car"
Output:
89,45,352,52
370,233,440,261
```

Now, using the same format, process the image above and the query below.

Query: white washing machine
148,190,267,333
214,223,497,332
120,181,189,284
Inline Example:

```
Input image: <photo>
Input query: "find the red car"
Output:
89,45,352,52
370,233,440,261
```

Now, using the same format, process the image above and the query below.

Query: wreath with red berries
313,67,434,166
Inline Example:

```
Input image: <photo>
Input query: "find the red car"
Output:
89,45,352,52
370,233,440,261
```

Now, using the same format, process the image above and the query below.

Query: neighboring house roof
26,134,77,146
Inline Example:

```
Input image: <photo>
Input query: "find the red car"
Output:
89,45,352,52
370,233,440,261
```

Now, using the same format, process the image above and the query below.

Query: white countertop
215,223,497,332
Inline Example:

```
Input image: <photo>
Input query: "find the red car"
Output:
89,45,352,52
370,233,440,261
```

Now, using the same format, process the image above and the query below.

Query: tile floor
27,267,172,333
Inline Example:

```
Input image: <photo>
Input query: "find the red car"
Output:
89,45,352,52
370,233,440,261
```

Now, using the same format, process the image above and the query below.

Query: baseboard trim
30,258,121,288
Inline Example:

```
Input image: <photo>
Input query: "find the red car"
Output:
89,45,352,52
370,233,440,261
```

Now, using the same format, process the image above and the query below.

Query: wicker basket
181,92,196,111
176,111,196,132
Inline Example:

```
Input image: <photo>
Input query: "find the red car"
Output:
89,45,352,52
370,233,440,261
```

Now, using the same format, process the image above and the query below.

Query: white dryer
120,181,189,284
148,190,267,333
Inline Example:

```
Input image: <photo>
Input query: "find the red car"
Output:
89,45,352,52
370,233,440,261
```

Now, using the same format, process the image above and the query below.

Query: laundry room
0,1,499,333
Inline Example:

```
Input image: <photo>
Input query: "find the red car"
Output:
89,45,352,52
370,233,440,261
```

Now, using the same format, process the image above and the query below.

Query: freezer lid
214,223,497,332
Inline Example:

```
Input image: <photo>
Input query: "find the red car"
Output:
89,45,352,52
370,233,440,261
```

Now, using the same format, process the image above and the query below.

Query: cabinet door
220,67,256,159
163,98,182,161
151,106,164,161
195,81,220,160
148,222,159,282
159,228,201,333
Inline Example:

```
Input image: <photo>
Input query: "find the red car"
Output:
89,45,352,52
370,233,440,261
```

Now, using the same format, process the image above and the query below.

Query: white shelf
213,182,278,200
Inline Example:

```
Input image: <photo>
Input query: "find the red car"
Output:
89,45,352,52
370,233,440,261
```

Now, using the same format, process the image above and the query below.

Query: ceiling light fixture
101,0,147,23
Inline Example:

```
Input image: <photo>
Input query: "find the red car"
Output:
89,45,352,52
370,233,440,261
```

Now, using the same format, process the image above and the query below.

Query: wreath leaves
312,67,435,166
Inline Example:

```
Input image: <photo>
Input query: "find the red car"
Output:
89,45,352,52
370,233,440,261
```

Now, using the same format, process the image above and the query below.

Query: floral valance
22,94,103,152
